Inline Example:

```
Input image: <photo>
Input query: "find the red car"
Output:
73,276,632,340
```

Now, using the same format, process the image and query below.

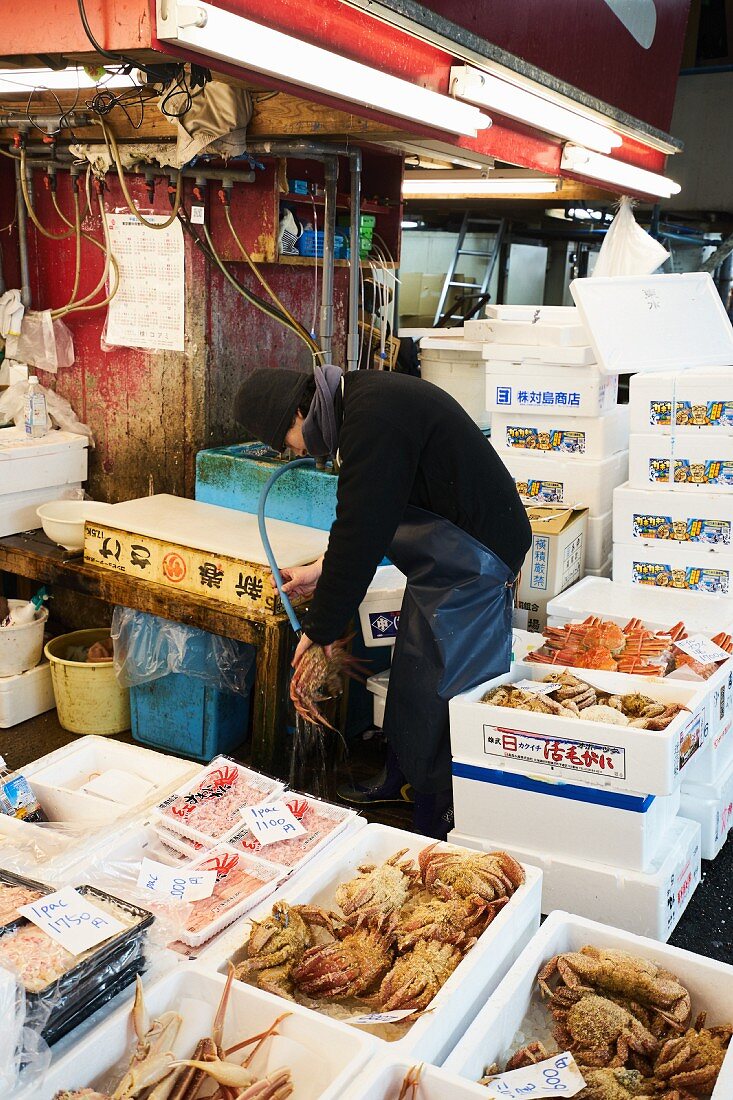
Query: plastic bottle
0,587,48,628
23,376,48,439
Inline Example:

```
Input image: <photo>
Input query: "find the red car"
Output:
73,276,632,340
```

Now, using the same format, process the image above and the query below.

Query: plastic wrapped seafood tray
443,910,733,1099
449,661,709,795
199,823,542,1065
154,755,284,846
226,790,359,872
36,967,375,1100
0,867,52,931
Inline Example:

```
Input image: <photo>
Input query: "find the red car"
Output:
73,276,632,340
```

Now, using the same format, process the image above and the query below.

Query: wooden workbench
0,531,294,778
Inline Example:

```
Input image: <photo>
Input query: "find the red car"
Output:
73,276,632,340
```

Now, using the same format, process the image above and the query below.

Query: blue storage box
297,229,348,259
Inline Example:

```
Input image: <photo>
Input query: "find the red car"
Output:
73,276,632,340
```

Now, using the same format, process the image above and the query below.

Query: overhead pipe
14,157,31,308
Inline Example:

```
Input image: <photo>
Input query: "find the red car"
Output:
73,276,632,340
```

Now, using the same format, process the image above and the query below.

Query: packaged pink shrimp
178,844,286,947
228,792,355,870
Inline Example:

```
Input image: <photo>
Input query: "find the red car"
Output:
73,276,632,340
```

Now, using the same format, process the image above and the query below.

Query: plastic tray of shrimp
35,966,375,1100
442,910,733,1099
198,822,543,1065
0,867,54,932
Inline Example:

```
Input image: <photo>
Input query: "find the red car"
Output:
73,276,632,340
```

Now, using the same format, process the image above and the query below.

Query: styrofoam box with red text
680,752,733,860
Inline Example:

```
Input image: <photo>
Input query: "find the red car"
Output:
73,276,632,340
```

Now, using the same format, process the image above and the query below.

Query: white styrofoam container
680,752,733,860
367,668,389,727
614,481,733,550
629,432,733,492
481,342,596,366
0,482,84,538
449,661,708,795
492,405,628,462
571,271,733,375
503,448,628,515
585,555,612,578
630,366,733,435
683,711,733,784
466,317,588,346
420,355,490,428
0,661,55,728
358,564,406,647
485,361,617,418
35,967,374,1100
547,575,733,634
449,817,701,940
444,909,733,1095
341,1060,488,1100
613,539,733,596
586,510,612,570
484,305,579,322
199,823,542,1064
452,758,680,872
0,428,88,494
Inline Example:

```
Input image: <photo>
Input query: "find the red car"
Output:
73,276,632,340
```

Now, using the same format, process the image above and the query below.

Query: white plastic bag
0,380,94,443
13,312,74,374
593,197,669,278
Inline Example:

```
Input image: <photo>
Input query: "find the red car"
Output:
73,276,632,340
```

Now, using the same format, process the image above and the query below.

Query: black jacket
301,371,532,645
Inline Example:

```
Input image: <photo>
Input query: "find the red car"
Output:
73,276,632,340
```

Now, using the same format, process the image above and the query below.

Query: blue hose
257,457,317,634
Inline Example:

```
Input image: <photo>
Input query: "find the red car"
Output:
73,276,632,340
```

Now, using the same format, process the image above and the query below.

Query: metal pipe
14,157,31,308
320,157,338,359
347,148,361,372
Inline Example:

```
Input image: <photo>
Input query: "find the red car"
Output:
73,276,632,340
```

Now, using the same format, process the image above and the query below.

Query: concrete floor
3,708,732,964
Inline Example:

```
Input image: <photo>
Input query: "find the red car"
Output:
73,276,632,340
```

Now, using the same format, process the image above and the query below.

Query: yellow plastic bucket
44,629,130,736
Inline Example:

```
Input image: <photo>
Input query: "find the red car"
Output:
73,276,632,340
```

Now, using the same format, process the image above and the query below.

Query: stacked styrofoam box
0,427,89,537
448,661,707,938
466,306,627,575
419,334,490,430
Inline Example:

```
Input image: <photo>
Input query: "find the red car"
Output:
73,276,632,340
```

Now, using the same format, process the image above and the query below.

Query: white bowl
36,500,110,551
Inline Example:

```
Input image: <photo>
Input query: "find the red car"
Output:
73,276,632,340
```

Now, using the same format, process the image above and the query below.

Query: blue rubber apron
383,506,515,795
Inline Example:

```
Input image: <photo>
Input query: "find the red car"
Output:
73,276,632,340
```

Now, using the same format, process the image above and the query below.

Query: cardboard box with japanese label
492,405,628,463
502,449,628,517
613,482,733,551
485,361,618,418
513,506,587,634
612,539,733,597
448,662,709,796
629,433,733,492
629,366,733,436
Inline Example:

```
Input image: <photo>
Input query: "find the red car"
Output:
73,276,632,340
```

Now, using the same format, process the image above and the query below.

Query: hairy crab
334,849,419,926
549,992,659,1070
652,1012,732,1097
291,919,396,999
237,901,335,999
418,844,525,904
376,939,465,1013
396,892,499,951
573,1066,660,1099
290,637,368,729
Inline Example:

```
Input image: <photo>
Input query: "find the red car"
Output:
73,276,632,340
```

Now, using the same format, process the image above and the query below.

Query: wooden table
0,532,294,778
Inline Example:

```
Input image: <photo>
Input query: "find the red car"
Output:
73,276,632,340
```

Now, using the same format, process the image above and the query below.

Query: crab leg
225,1013,292,1063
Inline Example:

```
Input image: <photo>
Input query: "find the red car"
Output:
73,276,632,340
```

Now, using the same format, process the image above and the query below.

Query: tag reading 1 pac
136,858,217,902
19,886,128,956
244,800,307,845
484,1052,586,1099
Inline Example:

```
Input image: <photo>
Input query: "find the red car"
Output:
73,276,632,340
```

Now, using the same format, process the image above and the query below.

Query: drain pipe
14,157,31,308
320,156,338,360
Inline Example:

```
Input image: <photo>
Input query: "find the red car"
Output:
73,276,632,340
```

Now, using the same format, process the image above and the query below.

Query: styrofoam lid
421,338,484,353
0,428,88,456
366,564,406,594
571,273,733,375
366,670,390,697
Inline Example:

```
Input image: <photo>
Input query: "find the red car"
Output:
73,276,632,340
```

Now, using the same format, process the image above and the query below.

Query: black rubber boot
412,788,454,841
337,748,414,806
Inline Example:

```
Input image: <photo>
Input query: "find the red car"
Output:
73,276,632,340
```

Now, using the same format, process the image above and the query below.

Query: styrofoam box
367,668,389,727
613,539,733,596
452,759,680,872
585,555,611,578
485,361,618,418
341,1060,488,1100
586,510,612,570
358,564,406,647
680,752,733,860
0,427,88,494
466,317,588,347
482,342,596,366
484,305,579,321
0,482,84,538
0,660,55,728
503,448,628,515
444,909,733,1095
198,823,542,1064
630,366,733,435
547,575,733,634
421,353,490,428
629,432,733,492
492,405,628,462
449,817,701,940
36,968,374,1100
449,661,708,795
571,271,733,376
683,712,733,784
614,481,733,550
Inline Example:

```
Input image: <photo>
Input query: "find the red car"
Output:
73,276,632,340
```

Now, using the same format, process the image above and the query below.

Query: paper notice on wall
105,213,185,352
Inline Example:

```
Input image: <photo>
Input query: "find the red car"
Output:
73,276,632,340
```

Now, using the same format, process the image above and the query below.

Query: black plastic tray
43,957,146,1046
34,933,146,1026
0,867,53,933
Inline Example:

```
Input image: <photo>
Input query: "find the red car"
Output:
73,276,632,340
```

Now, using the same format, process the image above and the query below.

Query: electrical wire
97,116,182,229
48,179,120,317
52,188,82,316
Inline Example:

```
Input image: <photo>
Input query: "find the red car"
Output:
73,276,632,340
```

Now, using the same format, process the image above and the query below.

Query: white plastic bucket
0,600,49,676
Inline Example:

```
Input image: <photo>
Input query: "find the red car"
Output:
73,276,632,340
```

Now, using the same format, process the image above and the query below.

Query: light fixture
451,65,622,156
401,219,424,229
156,1,491,137
0,68,139,94
402,176,560,197
561,144,681,199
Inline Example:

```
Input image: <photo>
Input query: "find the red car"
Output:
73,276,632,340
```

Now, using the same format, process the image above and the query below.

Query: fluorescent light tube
451,65,622,155
158,1,490,137
0,68,138,94
403,177,560,196
561,144,681,198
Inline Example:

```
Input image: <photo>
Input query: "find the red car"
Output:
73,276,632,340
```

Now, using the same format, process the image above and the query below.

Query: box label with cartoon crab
515,478,565,504
632,513,732,545
631,561,730,594
649,399,733,428
648,458,672,483
673,459,733,488
506,426,586,455
483,726,626,779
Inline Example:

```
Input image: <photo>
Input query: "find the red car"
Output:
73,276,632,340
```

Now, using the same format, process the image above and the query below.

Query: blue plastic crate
297,230,348,259
131,671,253,762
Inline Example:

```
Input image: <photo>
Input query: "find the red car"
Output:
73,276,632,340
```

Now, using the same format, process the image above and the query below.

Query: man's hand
272,557,324,600
292,633,332,669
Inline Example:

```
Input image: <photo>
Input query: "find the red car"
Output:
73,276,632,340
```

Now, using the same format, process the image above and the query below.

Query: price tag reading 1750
483,1052,586,1099
18,886,128,956
243,800,307,846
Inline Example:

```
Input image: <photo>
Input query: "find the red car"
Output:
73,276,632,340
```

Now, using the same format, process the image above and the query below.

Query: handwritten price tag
675,634,731,666
484,1052,586,1098
346,1009,416,1025
18,886,127,956
513,680,560,696
136,858,217,903
243,800,307,846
